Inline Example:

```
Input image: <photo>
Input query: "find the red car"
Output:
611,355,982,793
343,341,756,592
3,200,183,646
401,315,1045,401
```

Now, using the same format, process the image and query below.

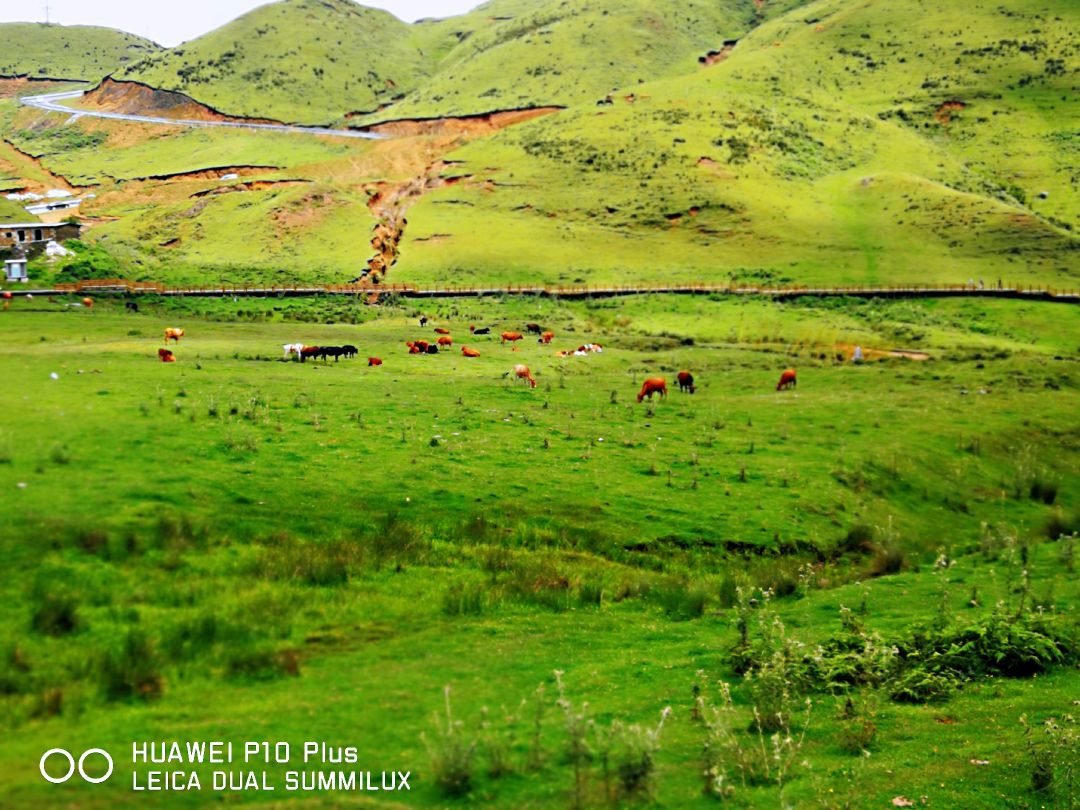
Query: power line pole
45,2,50,24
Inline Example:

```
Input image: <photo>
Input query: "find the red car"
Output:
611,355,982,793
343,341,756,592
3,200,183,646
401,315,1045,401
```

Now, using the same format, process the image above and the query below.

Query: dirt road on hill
20,88,383,140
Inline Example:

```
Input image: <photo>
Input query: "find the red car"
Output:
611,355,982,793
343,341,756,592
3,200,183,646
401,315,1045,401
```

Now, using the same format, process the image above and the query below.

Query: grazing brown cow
434,327,451,335
158,348,176,363
82,297,94,308
461,346,481,357
501,331,524,344
512,364,537,388
637,377,667,402
676,371,696,393
164,327,185,343
525,323,543,335
368,357,383,366
407,340,431,354
437,336,453,347
299,346,321,363
776,369,797,391
539,331,555,344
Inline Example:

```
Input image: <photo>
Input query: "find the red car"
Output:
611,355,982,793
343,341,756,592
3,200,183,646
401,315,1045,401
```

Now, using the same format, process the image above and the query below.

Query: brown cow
164,327,185,343
637,377,667,402
157,348,175,363
461,346,481,357
676,371,695,393
368,357,383,366
437,336,453,347
299,346,321,363
512,364,537,388
538,331,555,344
776,369,797,390
434,327,451,335
501,331,524,344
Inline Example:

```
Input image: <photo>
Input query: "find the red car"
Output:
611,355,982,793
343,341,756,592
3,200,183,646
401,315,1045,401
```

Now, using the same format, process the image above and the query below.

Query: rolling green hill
0,23,159,81
117,0,813,125
395,0,1079,287
117,0,432,124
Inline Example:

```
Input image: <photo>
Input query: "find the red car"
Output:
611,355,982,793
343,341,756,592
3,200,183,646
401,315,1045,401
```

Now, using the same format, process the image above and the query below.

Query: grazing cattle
407,340,431,354
461,346,481,357
164,328,185,343
157,348,175,363
501,331,524,344
437,336,453,347
434,327,451,335
419,316,428,328
299,346,321,363
425,344,439,354
82,297,93,308
342,344,358,359
318,346,346,362
676,371,696,394
125,301,139,313
525,323,543,335
470,325,491,335
511,364,537,388
637,377,667,402
776,369,797,391
539,331,555,344
368,357,383,366
282,342,305,360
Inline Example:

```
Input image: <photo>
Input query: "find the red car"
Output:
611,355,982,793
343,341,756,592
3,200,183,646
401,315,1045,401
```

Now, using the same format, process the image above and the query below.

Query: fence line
24,278,1080,302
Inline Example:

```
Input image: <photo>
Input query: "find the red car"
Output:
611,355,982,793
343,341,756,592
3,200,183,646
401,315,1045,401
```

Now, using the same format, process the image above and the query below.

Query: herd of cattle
156,321,798,398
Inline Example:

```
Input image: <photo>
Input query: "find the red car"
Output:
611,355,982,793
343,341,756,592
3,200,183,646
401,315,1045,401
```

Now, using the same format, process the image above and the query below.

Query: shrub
611,707,671,800
422,686,476,798
98,629,164,702
888,668,958,703
224,645,300,680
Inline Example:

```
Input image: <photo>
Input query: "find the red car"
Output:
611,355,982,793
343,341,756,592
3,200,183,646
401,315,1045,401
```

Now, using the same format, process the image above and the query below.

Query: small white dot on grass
49,372,59,380
17,482,27,489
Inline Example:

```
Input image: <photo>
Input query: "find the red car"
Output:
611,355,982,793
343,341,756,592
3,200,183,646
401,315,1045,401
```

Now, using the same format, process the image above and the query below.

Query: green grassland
0,295,1076,807
397,0,1079,287
0,1,1075,290
0,23,159,81
116,0,434,124
115,0,811,125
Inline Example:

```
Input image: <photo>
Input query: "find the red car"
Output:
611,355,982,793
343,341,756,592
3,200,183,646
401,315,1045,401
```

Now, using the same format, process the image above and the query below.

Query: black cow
419,316,428,328
425,344,439,354
525,323,543,335
125,301,139,313
317,346,346,362
470,326,491,335
342,344,358,359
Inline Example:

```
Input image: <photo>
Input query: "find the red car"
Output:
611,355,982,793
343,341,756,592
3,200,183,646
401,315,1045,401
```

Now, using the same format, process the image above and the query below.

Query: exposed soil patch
0,75,84,99
934,100,967,125
0,138,90,192
835,342,930,361
363,162,475,279
127,166,282,183
699,40,738,66
273,191,342,233
348,106,563,137
79,78,283,125
190,180,310,198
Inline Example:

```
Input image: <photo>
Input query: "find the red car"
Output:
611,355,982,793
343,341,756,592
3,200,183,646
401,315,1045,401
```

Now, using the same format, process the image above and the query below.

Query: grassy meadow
0,294,1077,807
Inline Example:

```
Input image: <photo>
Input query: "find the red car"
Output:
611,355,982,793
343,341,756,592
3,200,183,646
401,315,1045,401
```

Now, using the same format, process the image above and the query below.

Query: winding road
20,88,383,140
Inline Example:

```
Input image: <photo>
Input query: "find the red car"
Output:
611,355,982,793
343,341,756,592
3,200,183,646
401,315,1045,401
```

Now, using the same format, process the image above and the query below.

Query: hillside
117,0,431,125
117,0,813,125
393,0,1079,287
0,23,159,81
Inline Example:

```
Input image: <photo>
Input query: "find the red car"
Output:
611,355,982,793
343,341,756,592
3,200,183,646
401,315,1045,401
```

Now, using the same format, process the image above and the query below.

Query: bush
888,667,958,703
423,686,476,798
98,629,164,702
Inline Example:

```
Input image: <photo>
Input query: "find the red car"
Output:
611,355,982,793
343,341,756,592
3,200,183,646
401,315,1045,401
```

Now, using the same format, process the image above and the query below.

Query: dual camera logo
39,748,114,784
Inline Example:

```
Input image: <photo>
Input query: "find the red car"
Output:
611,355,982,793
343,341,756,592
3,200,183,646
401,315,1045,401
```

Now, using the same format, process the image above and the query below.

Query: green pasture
0,295,1076,807
0,23,158,82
